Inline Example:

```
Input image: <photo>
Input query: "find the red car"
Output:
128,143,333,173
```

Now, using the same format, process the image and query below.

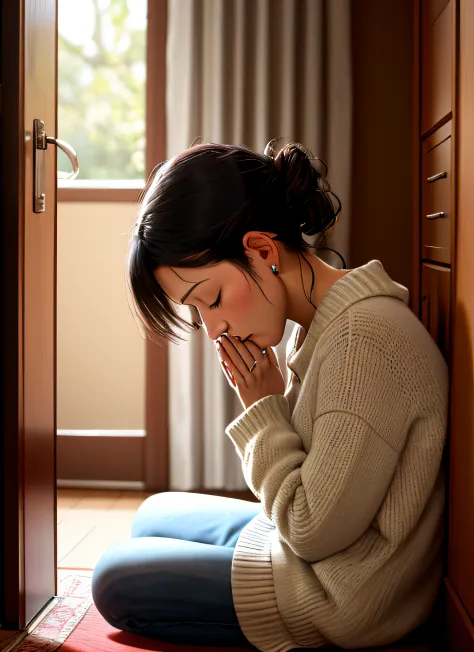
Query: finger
244,339,269,363
250,341,280,369
219,335,254,374
222,359,237,387
216,346,237,387
245,340,280,368
265,346,280,367
217,341,247,385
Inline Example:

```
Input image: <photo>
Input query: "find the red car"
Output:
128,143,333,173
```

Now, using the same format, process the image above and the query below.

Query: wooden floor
57,489,154,571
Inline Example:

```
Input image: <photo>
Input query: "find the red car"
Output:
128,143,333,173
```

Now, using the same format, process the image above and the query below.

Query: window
58,0,147,192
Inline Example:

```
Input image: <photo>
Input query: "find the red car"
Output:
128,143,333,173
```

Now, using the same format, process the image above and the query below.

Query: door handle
33,118,79,213
427,171,447,183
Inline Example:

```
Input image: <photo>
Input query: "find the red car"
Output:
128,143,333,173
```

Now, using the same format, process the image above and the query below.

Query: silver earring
271,264,279,276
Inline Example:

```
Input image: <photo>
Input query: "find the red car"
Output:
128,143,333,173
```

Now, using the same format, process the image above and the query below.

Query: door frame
143,0,169,492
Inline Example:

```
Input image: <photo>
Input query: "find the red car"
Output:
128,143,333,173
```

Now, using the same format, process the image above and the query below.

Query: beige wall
57,202,145,430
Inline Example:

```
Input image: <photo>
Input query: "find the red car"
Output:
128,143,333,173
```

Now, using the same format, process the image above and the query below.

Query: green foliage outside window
58,0,146,181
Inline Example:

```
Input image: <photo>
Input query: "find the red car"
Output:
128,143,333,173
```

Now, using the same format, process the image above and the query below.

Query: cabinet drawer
421,0,453,133
421,263,451,360
423,0,450,25
421,121,452,264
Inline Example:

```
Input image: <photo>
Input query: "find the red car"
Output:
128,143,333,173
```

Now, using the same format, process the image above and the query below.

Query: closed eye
210,291,221,309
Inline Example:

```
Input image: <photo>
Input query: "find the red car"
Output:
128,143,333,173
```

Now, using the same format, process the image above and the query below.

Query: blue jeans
92,491,263,648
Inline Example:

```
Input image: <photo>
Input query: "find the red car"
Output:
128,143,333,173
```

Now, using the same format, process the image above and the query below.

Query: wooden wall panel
447,0,474,624
350,0,414,296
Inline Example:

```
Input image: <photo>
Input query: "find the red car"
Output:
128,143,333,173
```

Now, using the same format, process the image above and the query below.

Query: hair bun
264,138,341,237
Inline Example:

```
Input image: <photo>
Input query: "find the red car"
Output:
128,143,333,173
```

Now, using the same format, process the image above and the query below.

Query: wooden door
1,0,58,628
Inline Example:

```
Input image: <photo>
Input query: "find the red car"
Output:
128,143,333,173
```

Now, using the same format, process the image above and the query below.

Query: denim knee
91,544,127,628
130,491,178,538
131,492,160,538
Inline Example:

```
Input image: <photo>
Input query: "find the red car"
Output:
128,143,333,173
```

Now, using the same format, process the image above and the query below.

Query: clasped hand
215,334,286,410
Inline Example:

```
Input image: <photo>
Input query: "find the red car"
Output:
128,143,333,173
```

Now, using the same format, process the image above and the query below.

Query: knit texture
225,260,448,652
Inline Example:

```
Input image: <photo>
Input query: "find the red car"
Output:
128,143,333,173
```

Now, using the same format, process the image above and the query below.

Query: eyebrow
180,279,208,304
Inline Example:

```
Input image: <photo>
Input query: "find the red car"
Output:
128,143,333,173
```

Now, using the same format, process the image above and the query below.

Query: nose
199,313,229,342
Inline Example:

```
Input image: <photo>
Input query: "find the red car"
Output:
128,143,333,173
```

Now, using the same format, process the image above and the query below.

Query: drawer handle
426,212,446,220
427,172,447,183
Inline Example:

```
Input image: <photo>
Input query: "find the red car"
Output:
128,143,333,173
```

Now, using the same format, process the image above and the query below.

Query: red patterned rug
8,575,431,651
10,574,94,651
9,574,254,652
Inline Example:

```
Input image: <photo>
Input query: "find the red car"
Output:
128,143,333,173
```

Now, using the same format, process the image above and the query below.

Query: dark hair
126,140,342,344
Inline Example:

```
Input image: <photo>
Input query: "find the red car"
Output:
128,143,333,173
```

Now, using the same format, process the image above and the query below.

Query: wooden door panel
23,0,57,624
23,0,58,623
1,0,57,629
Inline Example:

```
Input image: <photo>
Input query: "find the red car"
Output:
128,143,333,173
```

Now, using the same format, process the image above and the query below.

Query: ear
242,231,279,265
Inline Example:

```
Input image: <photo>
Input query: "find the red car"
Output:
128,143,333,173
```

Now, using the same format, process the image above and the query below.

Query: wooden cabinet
421,0,453,134
421,263,451,360
417,0,454,347
416,1,474,649
421,122,452,264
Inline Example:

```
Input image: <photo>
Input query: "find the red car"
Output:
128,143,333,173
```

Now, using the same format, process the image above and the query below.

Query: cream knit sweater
225,260,448,652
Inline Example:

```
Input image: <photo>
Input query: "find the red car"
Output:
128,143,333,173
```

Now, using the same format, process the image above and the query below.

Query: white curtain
166,0,352,490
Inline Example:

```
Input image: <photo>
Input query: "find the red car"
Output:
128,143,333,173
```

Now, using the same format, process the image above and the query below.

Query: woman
91,140,448,651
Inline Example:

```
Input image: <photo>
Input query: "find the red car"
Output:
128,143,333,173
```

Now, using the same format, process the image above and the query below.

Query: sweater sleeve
226,397,399,561
225,310,406,562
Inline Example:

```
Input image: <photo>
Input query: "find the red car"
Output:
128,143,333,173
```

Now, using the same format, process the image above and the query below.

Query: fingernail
233,335,241,341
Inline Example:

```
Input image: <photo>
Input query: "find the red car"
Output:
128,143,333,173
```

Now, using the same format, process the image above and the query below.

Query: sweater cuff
225,393,291,457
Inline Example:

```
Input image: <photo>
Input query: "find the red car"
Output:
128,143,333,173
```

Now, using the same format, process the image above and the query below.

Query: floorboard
57,489,151,570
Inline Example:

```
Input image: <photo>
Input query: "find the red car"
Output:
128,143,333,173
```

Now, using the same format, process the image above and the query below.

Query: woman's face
154,238,288,349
